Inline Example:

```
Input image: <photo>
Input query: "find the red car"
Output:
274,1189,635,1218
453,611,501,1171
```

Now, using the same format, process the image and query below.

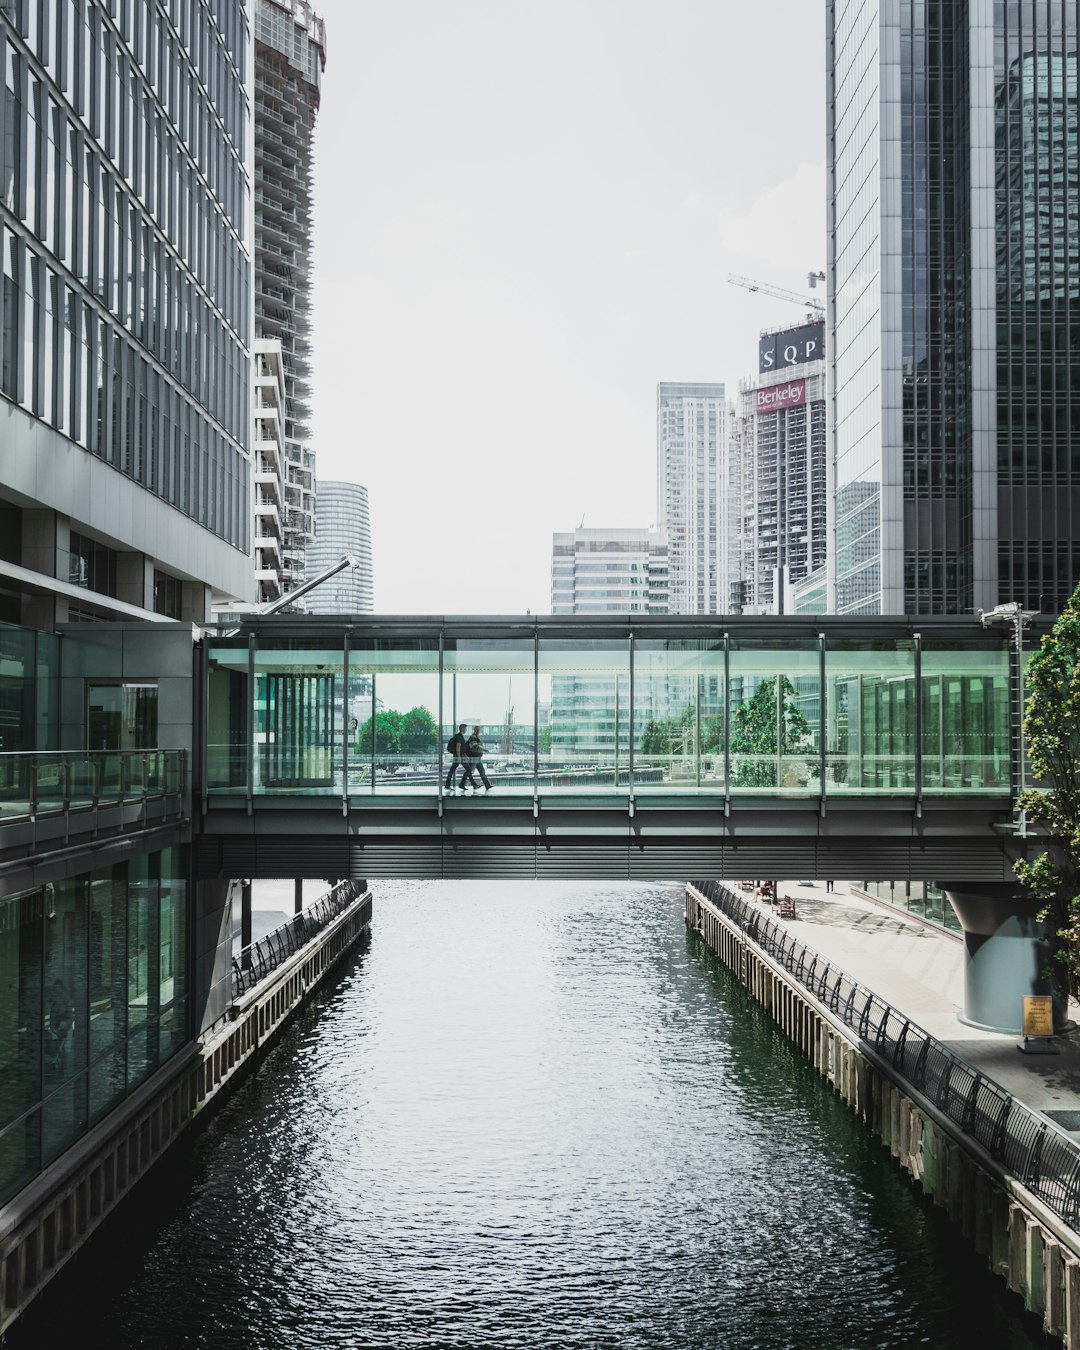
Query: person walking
465,724,493,792
445,723,470,793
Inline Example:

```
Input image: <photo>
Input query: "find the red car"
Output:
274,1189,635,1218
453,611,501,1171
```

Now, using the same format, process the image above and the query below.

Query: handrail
689,878,1080,1233
0,749,188,821
232,878,369,997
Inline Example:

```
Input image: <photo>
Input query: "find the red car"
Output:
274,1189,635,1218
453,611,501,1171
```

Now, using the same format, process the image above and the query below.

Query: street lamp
979,601,1039,836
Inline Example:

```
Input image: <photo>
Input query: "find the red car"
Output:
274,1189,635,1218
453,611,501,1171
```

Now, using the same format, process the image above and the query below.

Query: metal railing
0,749,187,821
689,878,1080,1233
232,878,369,997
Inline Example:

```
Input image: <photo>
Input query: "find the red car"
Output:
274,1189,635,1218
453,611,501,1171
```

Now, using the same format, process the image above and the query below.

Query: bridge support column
294,878,304,915
939,883,1064,1034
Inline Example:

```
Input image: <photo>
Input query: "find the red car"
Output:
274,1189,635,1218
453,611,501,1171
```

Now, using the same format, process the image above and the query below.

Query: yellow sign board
1023,996,1054,1038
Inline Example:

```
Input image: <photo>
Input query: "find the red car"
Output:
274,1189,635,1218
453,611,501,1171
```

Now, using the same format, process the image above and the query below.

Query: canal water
12,881,1048,1349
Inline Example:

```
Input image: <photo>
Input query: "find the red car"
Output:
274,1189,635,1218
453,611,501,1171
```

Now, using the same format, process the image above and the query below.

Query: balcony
0,750,189,858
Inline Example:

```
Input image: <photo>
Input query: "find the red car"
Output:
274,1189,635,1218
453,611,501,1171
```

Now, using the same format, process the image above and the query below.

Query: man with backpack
465,724,493,792
445,723,472,793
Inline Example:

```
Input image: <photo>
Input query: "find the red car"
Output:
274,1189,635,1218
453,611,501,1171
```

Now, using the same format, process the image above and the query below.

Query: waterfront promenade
766,881,1080,1123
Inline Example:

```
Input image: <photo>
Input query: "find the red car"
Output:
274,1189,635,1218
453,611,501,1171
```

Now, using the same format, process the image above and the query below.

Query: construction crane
727,272,825,315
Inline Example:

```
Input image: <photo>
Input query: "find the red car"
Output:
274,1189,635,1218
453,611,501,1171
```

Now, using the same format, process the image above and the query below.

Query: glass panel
158,845,186,1059
126,854,158,1087
632,637,725,792
825,638,916,792
538,634,630,791
86,681,157,750
0,1109,42,1207
729,637,820,792
253,638,344,793
88,865,126,1119
921,638,1009,793
42,1070,87,1164
442,636,534,794
0,887,43,1131
44,878,87,1087
348,636,439,795
206,635,248,791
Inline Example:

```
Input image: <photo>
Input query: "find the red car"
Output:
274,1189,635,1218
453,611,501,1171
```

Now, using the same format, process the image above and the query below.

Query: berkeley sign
758,321,824,374
755,378,806,414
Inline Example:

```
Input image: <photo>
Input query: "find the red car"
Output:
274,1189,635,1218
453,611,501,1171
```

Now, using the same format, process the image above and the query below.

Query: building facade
305,479,374,613
253,0,324,603
828,0,1079,616
732,321,828,613
656,382,729,614
0,0,254,627
0,0,254,1291
550,526,669,616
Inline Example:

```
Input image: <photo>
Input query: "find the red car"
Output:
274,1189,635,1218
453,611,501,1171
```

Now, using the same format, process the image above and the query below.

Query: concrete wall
685,884,1080,1349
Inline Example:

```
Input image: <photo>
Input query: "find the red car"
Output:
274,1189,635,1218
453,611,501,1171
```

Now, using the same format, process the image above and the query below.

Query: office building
253,0,325,602
731,321,828,612
828,1,1079,615
656,383,729,614
550,526,669,616
0,0,253,627
0,0,252,1268
306,479,374,613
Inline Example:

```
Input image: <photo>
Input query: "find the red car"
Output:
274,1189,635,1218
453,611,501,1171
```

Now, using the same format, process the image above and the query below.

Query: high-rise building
550,527,669,616
306,479,374,613
0,0,253,1281
827,2,1079,615
253,0,325,603
656,383,729,614
731,322,828,613
0,0,253,627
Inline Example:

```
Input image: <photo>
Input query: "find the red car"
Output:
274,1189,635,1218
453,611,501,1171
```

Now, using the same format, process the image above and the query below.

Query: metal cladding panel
536,810,630,841
628,845,725,880
719,841,821,876
441,808,538,842
535,844,630,879
629,809,728,842
441,843,537,880
351,842,444,878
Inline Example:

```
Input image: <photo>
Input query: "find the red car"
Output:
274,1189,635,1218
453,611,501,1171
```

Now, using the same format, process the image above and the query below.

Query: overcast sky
309,1,826,615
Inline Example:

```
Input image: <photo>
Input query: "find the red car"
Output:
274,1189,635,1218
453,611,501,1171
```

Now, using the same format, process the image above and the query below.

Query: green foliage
539,725,552,754
729,676,813,787
1014,582,1080,997
356,706,436,757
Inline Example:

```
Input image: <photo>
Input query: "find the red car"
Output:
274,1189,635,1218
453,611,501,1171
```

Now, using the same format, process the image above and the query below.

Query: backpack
446,738,456,754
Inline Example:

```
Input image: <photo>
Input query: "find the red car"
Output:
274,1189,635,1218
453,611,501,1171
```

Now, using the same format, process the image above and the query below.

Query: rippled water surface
13,882,1048,1349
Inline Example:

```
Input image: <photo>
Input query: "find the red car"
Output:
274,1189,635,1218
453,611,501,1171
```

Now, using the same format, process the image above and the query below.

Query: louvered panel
628,845,726,880
351,842,445,878
720,841,820,876
819,843,916,876
441,843,537,879
535,845,629,879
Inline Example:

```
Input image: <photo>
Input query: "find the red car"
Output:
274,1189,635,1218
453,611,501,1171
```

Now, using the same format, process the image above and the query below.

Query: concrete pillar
116,552,151,610
940,882,1065,1032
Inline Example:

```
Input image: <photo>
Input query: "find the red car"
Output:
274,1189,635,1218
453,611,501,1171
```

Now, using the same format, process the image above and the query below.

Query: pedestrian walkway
762,881,1080,1128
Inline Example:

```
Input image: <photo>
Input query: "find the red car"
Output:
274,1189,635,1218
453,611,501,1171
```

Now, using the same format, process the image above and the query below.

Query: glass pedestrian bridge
201,615,1022,805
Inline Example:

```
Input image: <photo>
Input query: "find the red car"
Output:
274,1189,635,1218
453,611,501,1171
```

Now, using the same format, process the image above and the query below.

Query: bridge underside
196,795,1021,882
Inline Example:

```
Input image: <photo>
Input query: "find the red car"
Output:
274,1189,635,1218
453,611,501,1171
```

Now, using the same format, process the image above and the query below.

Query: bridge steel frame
194,614,1044,883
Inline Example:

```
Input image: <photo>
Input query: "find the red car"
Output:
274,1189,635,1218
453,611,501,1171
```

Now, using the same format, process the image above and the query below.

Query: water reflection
11,882,1046,1349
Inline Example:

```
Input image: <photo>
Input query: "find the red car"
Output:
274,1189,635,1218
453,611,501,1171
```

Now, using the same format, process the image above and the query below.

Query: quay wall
686,882,1080,1349
0,885,373,1341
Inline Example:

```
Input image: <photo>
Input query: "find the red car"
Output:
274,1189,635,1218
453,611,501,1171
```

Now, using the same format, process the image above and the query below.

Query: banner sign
755,379,806,414
758,321,824,374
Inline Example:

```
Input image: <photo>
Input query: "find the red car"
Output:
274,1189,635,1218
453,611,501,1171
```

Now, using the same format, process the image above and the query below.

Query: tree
1014,583,1080,999
398,706,438,753
356,710,402,755
729,676,813,787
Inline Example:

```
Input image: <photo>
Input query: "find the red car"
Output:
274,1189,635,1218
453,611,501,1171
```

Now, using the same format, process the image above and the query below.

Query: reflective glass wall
0,846,189,1206
202,621,1018,800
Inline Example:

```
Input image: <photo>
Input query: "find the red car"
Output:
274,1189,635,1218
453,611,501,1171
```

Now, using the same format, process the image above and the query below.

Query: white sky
309,1,826,615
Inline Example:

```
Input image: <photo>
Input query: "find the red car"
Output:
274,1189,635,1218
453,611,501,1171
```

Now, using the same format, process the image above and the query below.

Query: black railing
689,878,1080,1233
232,878,369,997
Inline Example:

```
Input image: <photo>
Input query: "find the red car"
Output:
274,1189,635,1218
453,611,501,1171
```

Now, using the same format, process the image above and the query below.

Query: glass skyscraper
828,1,1079,615
305,478,374,613
0,0,253,625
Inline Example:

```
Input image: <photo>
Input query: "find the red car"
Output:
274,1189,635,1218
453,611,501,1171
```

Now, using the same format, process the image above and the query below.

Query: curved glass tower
305,479,374,613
